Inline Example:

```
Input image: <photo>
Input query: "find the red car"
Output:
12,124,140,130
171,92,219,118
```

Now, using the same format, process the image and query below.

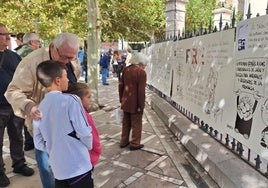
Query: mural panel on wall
233,15,268,158
146,42,173,97
143,15,268,160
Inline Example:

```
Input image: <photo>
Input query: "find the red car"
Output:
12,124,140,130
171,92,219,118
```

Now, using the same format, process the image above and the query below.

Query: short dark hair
16,32,25,41
36,60,67,87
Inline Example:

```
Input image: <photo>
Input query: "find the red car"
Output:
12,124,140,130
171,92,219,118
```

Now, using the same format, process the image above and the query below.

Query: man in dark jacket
118,53,147,150
0,23,34,187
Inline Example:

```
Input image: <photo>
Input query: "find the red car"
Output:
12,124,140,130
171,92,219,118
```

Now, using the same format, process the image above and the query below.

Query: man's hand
30,105,41,120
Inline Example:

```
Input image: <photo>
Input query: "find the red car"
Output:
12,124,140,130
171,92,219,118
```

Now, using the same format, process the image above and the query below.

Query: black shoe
103,83,109,85
129,144,144,151
13,165,34,176
0,172,10,187
120,142,130,148
24,144,34,151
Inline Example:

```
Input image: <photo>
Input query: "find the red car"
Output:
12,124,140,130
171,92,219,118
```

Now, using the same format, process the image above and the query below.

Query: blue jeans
101,68,108,84
34,148,54,188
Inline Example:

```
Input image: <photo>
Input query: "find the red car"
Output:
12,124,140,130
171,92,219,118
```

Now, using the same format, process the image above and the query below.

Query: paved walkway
2,76,218,188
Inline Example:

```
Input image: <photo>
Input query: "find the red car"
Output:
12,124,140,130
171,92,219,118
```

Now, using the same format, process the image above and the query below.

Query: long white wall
142,14,268,162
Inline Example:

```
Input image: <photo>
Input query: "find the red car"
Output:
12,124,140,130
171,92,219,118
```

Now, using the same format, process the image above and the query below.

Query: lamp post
174,0,177,37
243,0,249,20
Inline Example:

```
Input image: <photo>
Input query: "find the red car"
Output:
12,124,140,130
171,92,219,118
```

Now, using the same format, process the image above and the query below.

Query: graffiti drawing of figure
234,90,260,139
260,99,268,148
204,68,218,115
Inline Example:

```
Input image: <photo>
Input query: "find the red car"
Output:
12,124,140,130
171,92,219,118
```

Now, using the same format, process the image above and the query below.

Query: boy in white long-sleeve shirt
33,60,93,188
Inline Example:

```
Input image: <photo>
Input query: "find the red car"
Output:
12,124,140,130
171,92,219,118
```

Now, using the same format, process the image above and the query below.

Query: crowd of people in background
99,48,133,84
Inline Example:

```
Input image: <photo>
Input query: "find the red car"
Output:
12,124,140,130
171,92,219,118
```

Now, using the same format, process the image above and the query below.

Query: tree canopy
185,0,216,34
0,0,89,42
0,0,166,42
99,0,166,42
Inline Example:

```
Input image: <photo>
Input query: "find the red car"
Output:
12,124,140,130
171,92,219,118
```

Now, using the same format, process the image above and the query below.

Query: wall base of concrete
149,92,268,188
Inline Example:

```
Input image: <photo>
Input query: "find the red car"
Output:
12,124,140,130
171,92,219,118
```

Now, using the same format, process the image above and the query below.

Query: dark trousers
112,64,119,77
120,112,143,147
23,125,34,147
117,65,124,81
0,106,25,172
55,170,94,188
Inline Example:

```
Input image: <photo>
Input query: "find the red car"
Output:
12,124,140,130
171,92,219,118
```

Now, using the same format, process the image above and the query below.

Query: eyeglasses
0,33,11,37
56,48,77,61
31,40,41,43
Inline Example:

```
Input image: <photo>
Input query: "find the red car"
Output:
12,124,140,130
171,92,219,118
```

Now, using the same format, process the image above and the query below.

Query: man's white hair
53,32,79,50
22,32,40,43
129,53,149,65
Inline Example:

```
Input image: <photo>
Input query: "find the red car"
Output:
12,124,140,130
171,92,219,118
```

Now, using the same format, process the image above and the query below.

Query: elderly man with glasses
5,32,81,188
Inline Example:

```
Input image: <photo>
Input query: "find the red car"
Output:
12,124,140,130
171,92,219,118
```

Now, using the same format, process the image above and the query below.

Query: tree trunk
87,0,101,111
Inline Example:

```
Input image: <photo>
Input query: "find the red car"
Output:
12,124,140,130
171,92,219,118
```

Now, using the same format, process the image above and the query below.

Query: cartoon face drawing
237,96,254,121
234,92,258,139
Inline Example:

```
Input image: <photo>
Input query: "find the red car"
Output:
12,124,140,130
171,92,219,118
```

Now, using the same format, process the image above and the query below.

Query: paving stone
127,174,183,188
150,157,184,180
2,76,219,188
94,161,138,188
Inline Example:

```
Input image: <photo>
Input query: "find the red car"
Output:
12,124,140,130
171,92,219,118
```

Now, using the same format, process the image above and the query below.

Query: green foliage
99,0,166,42
0,0,166,42
185,0,216,34
235,11,243,22
0,0,88,42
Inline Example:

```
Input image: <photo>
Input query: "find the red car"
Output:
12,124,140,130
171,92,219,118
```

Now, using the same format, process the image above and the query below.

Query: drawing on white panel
204,68,218,112
186,48,191,64
234,90,260,139
237,23,248,51
198,46,205,65
176,62,183,97
260,98,268,148
192,47,198,68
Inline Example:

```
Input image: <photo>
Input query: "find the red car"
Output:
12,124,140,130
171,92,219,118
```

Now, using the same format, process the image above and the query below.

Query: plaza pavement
2,76,220,188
